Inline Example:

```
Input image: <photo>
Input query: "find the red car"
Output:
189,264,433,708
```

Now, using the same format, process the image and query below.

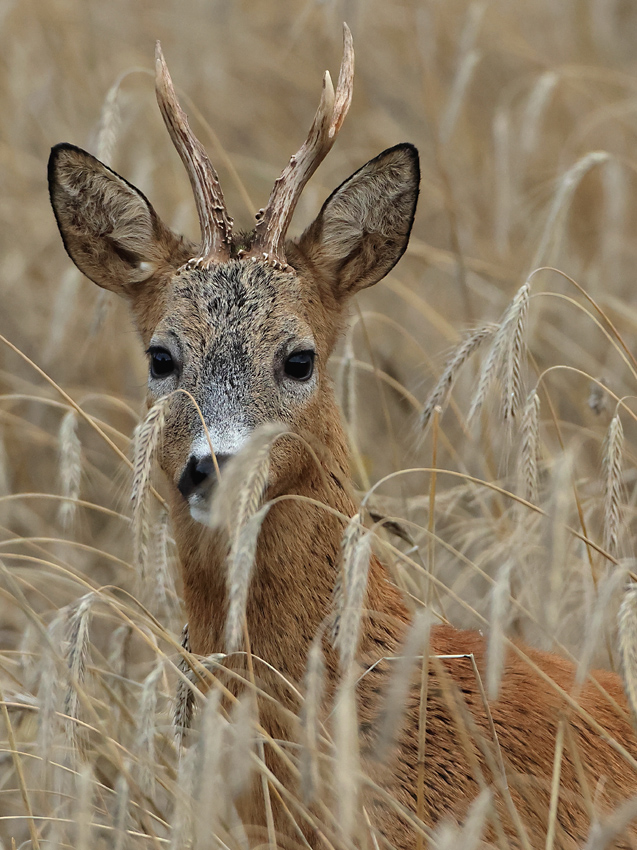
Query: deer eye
148,347,175,379
284,350,315,381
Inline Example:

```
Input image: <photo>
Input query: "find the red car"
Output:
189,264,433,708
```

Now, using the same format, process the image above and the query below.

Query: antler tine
243,23,354,271
155,42,233,267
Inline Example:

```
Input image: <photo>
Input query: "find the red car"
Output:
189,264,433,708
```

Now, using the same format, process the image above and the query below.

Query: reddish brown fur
168,413,637,848
47,88,637,850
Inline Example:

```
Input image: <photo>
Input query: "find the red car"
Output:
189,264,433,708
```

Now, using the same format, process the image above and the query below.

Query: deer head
48,29,420,525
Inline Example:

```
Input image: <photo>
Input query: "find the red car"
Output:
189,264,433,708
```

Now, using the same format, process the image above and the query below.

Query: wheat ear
58,409,82,530
0,425,8,503
225,504,271,653
335,514,372,672
578,567,627,689
131,400,166,576
486,560,513,700
377,609,432,760
192,690,225,847
113,770,130,850
588,378,609,416
63,593,95,748
228,694,256,798
152,507,178,622
169,737,197,850
603,412,624,557
421,323,497,430
334,672,361,841
74,762,93,850
208,423,284,652
36,616,64,792
174,624,194,749
95,73,123,166
469,281,530,422
136,659,164,799
519,389,541,504
300,635,326,803
618,581,637,721
433,788,492,850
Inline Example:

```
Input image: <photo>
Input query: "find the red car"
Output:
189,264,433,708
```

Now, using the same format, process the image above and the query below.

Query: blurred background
2,0,637,846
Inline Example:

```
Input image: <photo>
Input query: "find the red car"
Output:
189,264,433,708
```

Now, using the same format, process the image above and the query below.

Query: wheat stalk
494,107,512,256
601,157,628,282
43,263,81,360
345,334,359,442
520,71,558,159
438,1,483,147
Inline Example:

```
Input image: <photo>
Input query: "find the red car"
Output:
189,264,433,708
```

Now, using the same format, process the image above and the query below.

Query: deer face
139,260,331,521
47,36,419,524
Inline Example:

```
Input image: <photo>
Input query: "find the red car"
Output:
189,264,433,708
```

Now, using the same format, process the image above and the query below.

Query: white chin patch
189,498,212,526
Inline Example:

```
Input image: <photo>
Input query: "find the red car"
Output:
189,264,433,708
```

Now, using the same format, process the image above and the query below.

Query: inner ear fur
296,143,420,299
48,143,192,296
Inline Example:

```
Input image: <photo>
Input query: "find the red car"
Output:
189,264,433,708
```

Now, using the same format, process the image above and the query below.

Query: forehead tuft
159,259,316,348
171,261,273,315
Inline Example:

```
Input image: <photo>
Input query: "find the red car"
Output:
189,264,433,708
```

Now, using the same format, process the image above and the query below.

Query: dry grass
3,0,637,846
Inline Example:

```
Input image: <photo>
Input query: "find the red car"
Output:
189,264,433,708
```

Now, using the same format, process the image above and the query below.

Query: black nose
178,454,230,500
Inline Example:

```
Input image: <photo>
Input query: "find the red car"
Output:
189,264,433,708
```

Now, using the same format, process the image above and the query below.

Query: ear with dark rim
296,143,419,299
48,143,192,296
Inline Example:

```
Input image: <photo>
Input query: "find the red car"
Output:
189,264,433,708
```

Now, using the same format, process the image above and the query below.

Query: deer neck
168,412,409,684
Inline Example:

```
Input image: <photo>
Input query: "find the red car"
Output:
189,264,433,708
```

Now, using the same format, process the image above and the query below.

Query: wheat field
2,0,637,846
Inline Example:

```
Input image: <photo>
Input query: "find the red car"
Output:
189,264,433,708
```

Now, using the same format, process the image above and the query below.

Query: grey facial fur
146,261,318,522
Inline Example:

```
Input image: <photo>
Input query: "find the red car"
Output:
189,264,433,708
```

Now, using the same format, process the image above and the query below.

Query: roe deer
48,27,637,850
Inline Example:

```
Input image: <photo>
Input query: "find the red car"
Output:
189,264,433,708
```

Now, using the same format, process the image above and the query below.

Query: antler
241,24,354,271
155,42,233,267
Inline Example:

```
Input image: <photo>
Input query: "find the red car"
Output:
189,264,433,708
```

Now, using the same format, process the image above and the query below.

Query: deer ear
48,143,189,296
297,143,419,299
